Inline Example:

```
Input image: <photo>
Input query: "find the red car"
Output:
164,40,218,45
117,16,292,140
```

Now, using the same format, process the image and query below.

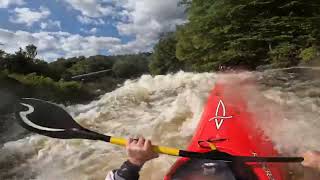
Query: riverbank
0,71,127,145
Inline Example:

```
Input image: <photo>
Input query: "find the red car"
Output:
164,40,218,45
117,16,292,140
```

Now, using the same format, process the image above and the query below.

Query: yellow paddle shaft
109,137,180,156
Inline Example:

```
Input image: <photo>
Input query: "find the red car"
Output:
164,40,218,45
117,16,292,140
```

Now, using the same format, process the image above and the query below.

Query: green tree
299,46,319,63
87,55,114,72
67,59,90,76
176,0,320,71
149,32,184,75
16,47,27,57
4,48,30,73
0,49,6,70
0,47,57,78
49,57,82,80
0,49,5,58
25,44,37,60
112,56,149,78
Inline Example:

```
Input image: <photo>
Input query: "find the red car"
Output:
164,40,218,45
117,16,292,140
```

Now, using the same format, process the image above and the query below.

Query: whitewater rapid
1,70,319,180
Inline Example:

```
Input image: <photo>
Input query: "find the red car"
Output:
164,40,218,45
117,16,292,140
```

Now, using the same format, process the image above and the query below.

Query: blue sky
0,0,185,61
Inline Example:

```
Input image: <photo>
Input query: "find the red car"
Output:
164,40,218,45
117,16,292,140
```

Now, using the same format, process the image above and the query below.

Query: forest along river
1,69,320,180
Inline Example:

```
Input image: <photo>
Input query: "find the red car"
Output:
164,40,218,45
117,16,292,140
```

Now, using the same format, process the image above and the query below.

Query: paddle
15,98,303,163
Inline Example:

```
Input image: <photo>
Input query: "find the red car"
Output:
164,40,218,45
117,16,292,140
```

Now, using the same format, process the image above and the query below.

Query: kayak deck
164,83,286,180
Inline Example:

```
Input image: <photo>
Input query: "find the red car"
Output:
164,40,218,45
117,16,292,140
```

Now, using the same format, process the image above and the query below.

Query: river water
1,69,320,180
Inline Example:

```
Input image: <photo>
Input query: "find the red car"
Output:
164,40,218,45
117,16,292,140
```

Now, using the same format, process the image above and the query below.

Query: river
1,69,320,180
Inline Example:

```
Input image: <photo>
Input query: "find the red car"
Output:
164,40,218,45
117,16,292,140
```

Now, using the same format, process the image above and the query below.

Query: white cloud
89,28,97,34
1,0,187,58
40,20,61,30
64,0,114,18
77,15,105,25
109,0,186,54
0,28,121,61
0,0,25,8
10,7,51,26
80,27,98,34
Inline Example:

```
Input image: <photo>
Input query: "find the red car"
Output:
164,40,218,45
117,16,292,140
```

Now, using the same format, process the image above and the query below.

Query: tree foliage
6,72,93,103
25,44,37,59
175,0,320,71
0,45,151,104
299,46,318,63
149,32,185,75
0,50,5,58
112,54,150,78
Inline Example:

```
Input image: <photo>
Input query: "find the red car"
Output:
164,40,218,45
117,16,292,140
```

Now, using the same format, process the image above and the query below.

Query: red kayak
164,83,286,180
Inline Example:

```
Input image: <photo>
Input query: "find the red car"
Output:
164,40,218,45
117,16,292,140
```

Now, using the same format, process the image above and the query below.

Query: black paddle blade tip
15,98,80,139
14,98,109,141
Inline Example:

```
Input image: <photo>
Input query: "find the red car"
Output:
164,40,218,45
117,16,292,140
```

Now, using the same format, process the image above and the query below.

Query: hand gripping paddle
15,98,304,163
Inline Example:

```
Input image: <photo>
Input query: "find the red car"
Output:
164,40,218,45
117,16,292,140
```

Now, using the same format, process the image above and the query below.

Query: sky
0,0,186,61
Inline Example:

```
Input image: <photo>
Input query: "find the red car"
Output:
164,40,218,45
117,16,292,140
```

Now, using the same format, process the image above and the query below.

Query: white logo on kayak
209,100,233,130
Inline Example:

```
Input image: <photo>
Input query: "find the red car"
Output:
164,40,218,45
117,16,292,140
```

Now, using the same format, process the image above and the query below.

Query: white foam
1,71,319,179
